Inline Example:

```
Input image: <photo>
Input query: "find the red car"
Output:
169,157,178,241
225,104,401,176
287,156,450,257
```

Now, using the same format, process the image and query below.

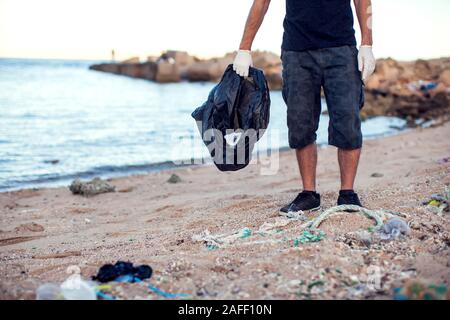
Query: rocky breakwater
89,50,283,90
90,52,449,122
362,58,450,123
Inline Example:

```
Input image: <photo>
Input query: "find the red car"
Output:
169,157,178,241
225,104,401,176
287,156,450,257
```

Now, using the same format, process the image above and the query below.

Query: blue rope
96,291,116,300
148,285,190,298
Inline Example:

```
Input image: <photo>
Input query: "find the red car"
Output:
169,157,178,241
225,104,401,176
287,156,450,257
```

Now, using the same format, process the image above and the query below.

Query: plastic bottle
60,277,97,300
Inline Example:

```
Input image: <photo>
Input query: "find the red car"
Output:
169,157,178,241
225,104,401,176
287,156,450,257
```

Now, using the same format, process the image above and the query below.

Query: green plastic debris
423,189,450,216
293,230,325,246
428,199,441,207
240,227,252,238
308,280,325,290
207,244,219,250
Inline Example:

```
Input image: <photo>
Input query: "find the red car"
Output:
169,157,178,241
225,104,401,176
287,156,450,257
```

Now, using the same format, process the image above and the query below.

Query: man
233,0,375,212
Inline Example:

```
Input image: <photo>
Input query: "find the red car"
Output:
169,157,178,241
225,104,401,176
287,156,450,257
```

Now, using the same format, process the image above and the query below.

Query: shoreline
0,124,408,193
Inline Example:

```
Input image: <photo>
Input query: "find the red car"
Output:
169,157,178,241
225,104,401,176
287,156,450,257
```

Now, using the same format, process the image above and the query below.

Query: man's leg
280,50,322,213
296,143,318,192
322,46,364,207
338,148,361,190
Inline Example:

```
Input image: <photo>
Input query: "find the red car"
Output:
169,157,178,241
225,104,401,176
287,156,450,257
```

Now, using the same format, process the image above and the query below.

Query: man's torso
282,0,356,52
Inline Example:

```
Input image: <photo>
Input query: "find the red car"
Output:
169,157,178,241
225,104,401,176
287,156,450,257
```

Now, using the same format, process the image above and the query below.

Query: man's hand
233,50,253,77
232,0,270,77
358,45,376,81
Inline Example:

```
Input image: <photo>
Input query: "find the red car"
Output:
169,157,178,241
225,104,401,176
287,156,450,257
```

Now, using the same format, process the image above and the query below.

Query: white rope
301,205,386,230
193,205,396,249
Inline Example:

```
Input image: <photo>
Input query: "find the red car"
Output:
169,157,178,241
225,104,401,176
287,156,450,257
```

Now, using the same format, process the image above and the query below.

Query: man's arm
239,0,271,50
233,0,271,77
354,0,372,46
353,0,375,81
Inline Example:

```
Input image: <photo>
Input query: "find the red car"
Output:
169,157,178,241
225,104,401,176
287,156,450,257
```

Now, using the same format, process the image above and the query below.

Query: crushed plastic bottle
60,277,97,300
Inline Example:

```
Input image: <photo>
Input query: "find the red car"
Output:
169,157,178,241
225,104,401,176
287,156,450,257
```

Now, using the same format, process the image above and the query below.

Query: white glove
233,50,253,77
358,45,376,81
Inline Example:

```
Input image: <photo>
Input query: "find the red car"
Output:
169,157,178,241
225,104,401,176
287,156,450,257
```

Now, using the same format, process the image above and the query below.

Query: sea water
0,58,406,191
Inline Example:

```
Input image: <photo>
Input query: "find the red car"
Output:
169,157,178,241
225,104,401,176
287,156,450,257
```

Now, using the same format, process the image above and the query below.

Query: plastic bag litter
60,277,97,300
36,278,97,300
36,283,63,300
191,65,270,171
377,218,411,241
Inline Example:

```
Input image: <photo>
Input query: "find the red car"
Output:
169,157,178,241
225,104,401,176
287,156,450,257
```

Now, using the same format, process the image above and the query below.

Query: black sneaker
337,190,363,208
280,191,321,213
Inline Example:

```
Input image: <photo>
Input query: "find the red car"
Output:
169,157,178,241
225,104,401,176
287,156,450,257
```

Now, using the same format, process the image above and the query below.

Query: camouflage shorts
281,45,365,150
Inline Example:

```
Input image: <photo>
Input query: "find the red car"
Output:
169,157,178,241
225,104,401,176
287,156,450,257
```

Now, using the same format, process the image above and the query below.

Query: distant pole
111,49,115,62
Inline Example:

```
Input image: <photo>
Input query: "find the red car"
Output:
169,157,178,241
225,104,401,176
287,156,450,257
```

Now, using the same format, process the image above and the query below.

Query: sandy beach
1,122,449,300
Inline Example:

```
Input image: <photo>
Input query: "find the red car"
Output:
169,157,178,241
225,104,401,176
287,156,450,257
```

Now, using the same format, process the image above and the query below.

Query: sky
0,0,449,61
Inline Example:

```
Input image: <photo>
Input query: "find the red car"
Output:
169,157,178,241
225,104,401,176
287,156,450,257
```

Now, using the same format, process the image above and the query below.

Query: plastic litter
36,283,63,300
293,230,325,246
192,219,290,249
240,227,252,238
422,189,450,216
96,290,116,300
92,261,153,283
301,205,387,230
407,80,438,94
148,285,190,299
60,277,97,300
279,210,308,221
192,206,401,249
376,218,411,241
394,280,448,300
437,157,450,165
191,65,270,171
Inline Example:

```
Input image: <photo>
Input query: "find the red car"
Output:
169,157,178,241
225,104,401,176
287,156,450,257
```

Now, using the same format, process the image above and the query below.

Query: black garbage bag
191,65,271,171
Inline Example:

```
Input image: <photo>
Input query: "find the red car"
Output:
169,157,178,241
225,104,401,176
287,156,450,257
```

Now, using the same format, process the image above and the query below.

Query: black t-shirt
282,0,356,52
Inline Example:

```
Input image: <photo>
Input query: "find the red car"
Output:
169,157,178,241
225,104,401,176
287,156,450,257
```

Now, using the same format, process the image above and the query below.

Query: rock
69,178,115,197
164,50,195,66
252,51,281,70
430,82,448,97
122,57,140,64
167,174,182,184
89,63,121,74
438,69,450,87
90,53,450,122
138,62,158,80
265,66,283,90
409,220,420,230
14,223,45,233
155,59,181,83
371,173,384,178
119,63,144,78
185,61,222,82
414,59,433,80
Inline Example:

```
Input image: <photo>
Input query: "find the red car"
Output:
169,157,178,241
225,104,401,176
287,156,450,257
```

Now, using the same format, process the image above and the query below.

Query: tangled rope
192,205,399,249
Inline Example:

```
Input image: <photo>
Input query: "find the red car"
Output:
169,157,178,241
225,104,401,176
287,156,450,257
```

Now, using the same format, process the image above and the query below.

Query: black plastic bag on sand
191,65,271,171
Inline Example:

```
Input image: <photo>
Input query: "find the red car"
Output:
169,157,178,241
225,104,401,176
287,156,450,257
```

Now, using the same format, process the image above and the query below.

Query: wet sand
1,122,449,299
